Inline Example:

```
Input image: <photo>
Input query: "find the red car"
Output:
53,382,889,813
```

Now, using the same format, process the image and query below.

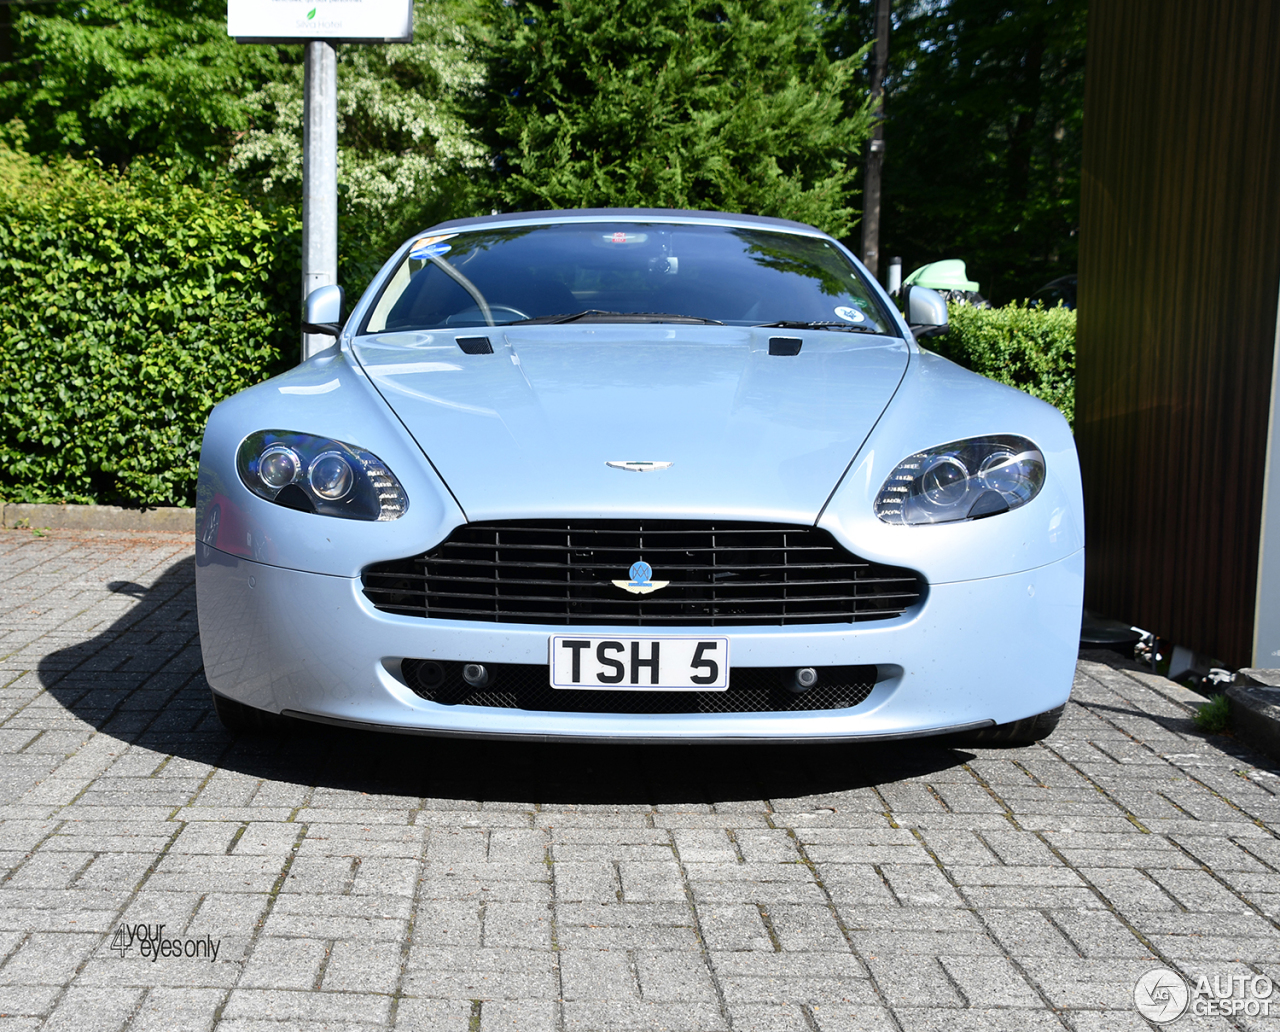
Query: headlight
236,430,408,521
874,435,1044,525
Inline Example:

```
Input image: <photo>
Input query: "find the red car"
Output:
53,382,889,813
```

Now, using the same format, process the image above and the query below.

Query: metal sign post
302,42,338,362
228,1,413,363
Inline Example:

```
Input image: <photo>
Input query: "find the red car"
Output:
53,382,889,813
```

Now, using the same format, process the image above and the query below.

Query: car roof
422,208,829,238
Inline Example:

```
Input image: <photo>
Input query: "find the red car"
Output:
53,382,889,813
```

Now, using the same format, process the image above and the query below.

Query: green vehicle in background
903,259,988,306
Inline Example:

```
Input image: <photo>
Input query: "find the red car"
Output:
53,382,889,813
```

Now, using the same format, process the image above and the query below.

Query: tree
0,0,487,285
0,0,288,175
466,0,874,237
229,0,484,269
827,0,1086,301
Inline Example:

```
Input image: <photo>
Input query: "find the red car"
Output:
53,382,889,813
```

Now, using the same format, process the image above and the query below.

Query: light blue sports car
195,209,1084,743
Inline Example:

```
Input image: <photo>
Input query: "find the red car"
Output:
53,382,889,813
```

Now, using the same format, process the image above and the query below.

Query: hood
353,326,909,523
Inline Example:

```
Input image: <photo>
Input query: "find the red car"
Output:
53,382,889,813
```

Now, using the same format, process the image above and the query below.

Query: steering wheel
444,305,529,326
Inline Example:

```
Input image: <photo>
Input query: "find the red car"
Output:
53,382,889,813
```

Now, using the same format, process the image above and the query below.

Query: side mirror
302,285,346,337
902,285,949,340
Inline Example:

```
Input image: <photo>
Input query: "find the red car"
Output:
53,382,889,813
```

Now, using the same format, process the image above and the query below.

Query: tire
210,691,286,735
953,703,1065,746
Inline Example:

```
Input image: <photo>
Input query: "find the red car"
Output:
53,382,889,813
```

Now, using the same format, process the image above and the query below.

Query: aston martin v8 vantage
195,209,1084,743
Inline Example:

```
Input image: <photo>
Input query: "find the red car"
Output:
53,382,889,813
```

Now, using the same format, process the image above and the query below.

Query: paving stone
711,951,876,1007
122,987,224,1032
937,954,1040,1007
634,949,718,1003
1047,908,1153,958
724,1002,814,1032
239,935,328,989
392,997,473,1029
863,953,965,1007
478,998,559,1032
561,998,726,1031
221,988,394,1023
322,940,402,994
697,903,774,951
4,534,1280,1032
40,985,144,1032
618,862,685,903
0,931,100,985
556,903,701,951
401,947,558,998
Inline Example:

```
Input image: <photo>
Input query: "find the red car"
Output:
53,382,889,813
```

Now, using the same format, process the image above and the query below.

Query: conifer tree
467,0,873,237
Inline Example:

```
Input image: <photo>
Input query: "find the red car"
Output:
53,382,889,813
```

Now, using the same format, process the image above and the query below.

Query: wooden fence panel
1077,0,1280,665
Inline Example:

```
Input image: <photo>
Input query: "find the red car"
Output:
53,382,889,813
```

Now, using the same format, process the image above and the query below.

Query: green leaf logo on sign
307,8,316,18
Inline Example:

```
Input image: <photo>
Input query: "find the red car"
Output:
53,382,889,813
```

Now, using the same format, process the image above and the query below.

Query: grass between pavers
1193,693,1231,734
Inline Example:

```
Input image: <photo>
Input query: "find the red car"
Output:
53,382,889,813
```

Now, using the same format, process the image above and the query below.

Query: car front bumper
196,545,1083,742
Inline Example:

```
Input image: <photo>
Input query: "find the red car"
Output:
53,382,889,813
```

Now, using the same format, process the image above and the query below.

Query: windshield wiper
513,310,724,326
755,320,880,333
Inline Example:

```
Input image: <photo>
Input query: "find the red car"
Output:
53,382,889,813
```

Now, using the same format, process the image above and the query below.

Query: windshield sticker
410,242,452,260
604,232,648,244
834,305,866,323
409,234,457,260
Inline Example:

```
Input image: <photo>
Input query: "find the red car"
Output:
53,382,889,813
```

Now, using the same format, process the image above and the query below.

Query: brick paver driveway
2,530,1279,1031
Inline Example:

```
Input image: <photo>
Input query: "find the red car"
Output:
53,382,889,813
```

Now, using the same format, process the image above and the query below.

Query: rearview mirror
902,285,949,340
302,285,346,337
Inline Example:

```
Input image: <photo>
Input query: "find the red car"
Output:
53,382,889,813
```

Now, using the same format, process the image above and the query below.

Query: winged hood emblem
612,561,669,595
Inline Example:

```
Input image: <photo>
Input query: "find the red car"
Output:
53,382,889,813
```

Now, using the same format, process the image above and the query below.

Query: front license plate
549,635,730,691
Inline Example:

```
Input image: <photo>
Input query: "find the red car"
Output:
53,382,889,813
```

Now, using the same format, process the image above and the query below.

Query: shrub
0,147,300,507
932,301,1076,424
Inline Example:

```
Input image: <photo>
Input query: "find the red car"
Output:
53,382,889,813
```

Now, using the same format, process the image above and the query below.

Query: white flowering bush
229,0,484,262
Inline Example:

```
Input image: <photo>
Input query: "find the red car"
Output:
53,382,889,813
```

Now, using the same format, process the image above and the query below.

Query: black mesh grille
401,659,877,714
362,520,923,626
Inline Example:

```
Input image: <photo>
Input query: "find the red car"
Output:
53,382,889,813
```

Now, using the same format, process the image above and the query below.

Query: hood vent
456,336,493,354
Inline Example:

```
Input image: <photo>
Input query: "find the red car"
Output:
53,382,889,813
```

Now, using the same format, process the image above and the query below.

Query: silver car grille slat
361,520,926,627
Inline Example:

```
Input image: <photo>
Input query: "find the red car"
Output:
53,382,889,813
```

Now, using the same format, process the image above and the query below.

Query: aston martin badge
612,560,670,595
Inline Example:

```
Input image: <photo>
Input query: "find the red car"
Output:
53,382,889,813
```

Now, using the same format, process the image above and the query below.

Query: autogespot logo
1134,968,1276,1021
1135,969,1190,1023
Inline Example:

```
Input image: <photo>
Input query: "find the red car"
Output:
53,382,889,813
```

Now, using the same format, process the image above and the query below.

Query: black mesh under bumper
400,659,878,714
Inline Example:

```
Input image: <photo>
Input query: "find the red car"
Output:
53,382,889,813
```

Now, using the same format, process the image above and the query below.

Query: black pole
861,0,891,279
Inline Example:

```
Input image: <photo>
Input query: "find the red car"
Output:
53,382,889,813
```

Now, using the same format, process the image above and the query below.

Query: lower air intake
401,660,877,714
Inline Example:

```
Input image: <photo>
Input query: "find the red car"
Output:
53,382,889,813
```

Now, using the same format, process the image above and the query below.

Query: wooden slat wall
1077,0,1280,666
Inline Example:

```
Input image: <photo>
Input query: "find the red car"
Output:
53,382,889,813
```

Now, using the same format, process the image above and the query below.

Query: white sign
228,0,413,43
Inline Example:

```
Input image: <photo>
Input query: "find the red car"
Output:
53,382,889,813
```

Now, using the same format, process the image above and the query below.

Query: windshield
359,222,896,335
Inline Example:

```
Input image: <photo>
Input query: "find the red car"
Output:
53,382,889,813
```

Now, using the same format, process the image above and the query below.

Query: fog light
462,663,490,688
791,667,819,693
415,661,445,689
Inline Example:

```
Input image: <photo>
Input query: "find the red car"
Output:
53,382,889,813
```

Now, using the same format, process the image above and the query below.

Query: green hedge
0,153,1076,510
931,301,1076,425
0,147,300,507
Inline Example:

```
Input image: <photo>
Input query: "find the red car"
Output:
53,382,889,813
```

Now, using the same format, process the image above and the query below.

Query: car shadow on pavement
39,556,974,805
